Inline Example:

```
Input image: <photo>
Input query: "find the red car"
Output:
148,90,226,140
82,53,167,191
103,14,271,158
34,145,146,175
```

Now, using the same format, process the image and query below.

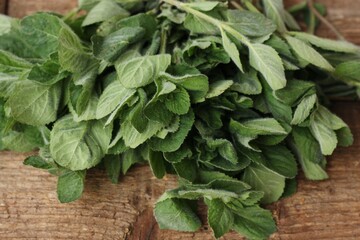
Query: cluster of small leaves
0,0,359,239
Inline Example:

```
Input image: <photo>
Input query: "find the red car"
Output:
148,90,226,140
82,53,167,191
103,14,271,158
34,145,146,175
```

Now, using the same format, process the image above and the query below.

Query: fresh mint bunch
0,0,359,239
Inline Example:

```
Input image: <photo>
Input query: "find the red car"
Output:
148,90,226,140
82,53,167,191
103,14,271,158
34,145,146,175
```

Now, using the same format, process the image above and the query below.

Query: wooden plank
7,0,77,18
1,1,360,239
0,0,6,13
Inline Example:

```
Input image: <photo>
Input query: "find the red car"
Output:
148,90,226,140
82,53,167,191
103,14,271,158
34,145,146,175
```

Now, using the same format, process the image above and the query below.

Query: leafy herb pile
1,0,359,238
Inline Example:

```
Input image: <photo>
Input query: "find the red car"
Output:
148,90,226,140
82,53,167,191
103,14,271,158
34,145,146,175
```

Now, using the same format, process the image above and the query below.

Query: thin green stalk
162,0,251,46
242,0,260,13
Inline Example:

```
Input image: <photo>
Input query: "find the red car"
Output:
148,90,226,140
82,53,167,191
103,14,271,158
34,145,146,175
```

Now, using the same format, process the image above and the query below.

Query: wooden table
0,1,360,239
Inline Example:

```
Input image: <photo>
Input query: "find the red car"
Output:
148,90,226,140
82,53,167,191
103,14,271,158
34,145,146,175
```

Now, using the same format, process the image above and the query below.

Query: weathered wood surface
0,0,5,14
1,1,360,239
286,0,360,44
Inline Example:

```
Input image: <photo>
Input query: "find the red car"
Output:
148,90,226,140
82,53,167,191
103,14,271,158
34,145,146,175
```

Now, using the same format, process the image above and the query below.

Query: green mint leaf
7,80,61,126
50,115,113,171
291,94,317,125
231,69,262,95
185,2,221,11
121,149,143,174
164,144,192,163
57,170,86,203
262,145,298,178
121,118,165,149
231,206,277,240
116,13,157,40
164,87,191,115
242,163,285,204
82,0,129,27
96,81,136,119
28,60,68,85
220,27,243,72
19,13,63,58
173,158,197,182
290,31,360,53
262,0,287,32
227,10,277,37
290,127,328,180
206,80,233,98
103,155,121,184
116,54,171,88
159,72,209,103
207,199,234,238
150,109,194,152
0,15,12,35
154,198,201,232
92,27,145,63
335,61,360,86
24,155,55,170
285,35,334,71
310,116,338,156
249,43,286,90
149,151,166,179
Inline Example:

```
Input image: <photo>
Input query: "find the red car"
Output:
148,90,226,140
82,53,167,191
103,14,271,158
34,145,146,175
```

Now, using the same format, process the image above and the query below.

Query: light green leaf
206,80,233,98
20,13,64,58
335,61,360,86
310,117,337,156
285,35,334,71
96,81,136,119
290,31,360,53
159,72,209,103
154,198,201,232
164,87,191,115
150,110,194,152
57,170,85,203
238,118,287,136
242,164,285,204
220,28,243,72
249,43,286,90
121,118,165,149
116,13,157,40
50,115,112,171
291,127,328,180
184,12,219,35
122,149,142,174
82,0,129,27
291,94,317,125
262,0,287,32
232,69,262,95
58,27,96,73
92,27,144,62
184,2,220,11
7,80,61,126
0,14,12,35
2,128,43,152
227,10,277,37
116,54,171,88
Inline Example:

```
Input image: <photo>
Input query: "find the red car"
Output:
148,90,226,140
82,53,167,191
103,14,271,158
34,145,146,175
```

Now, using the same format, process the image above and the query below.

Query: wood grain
286,0,360,44
1,1,360,239
0,0,6,13
7,0,77,18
